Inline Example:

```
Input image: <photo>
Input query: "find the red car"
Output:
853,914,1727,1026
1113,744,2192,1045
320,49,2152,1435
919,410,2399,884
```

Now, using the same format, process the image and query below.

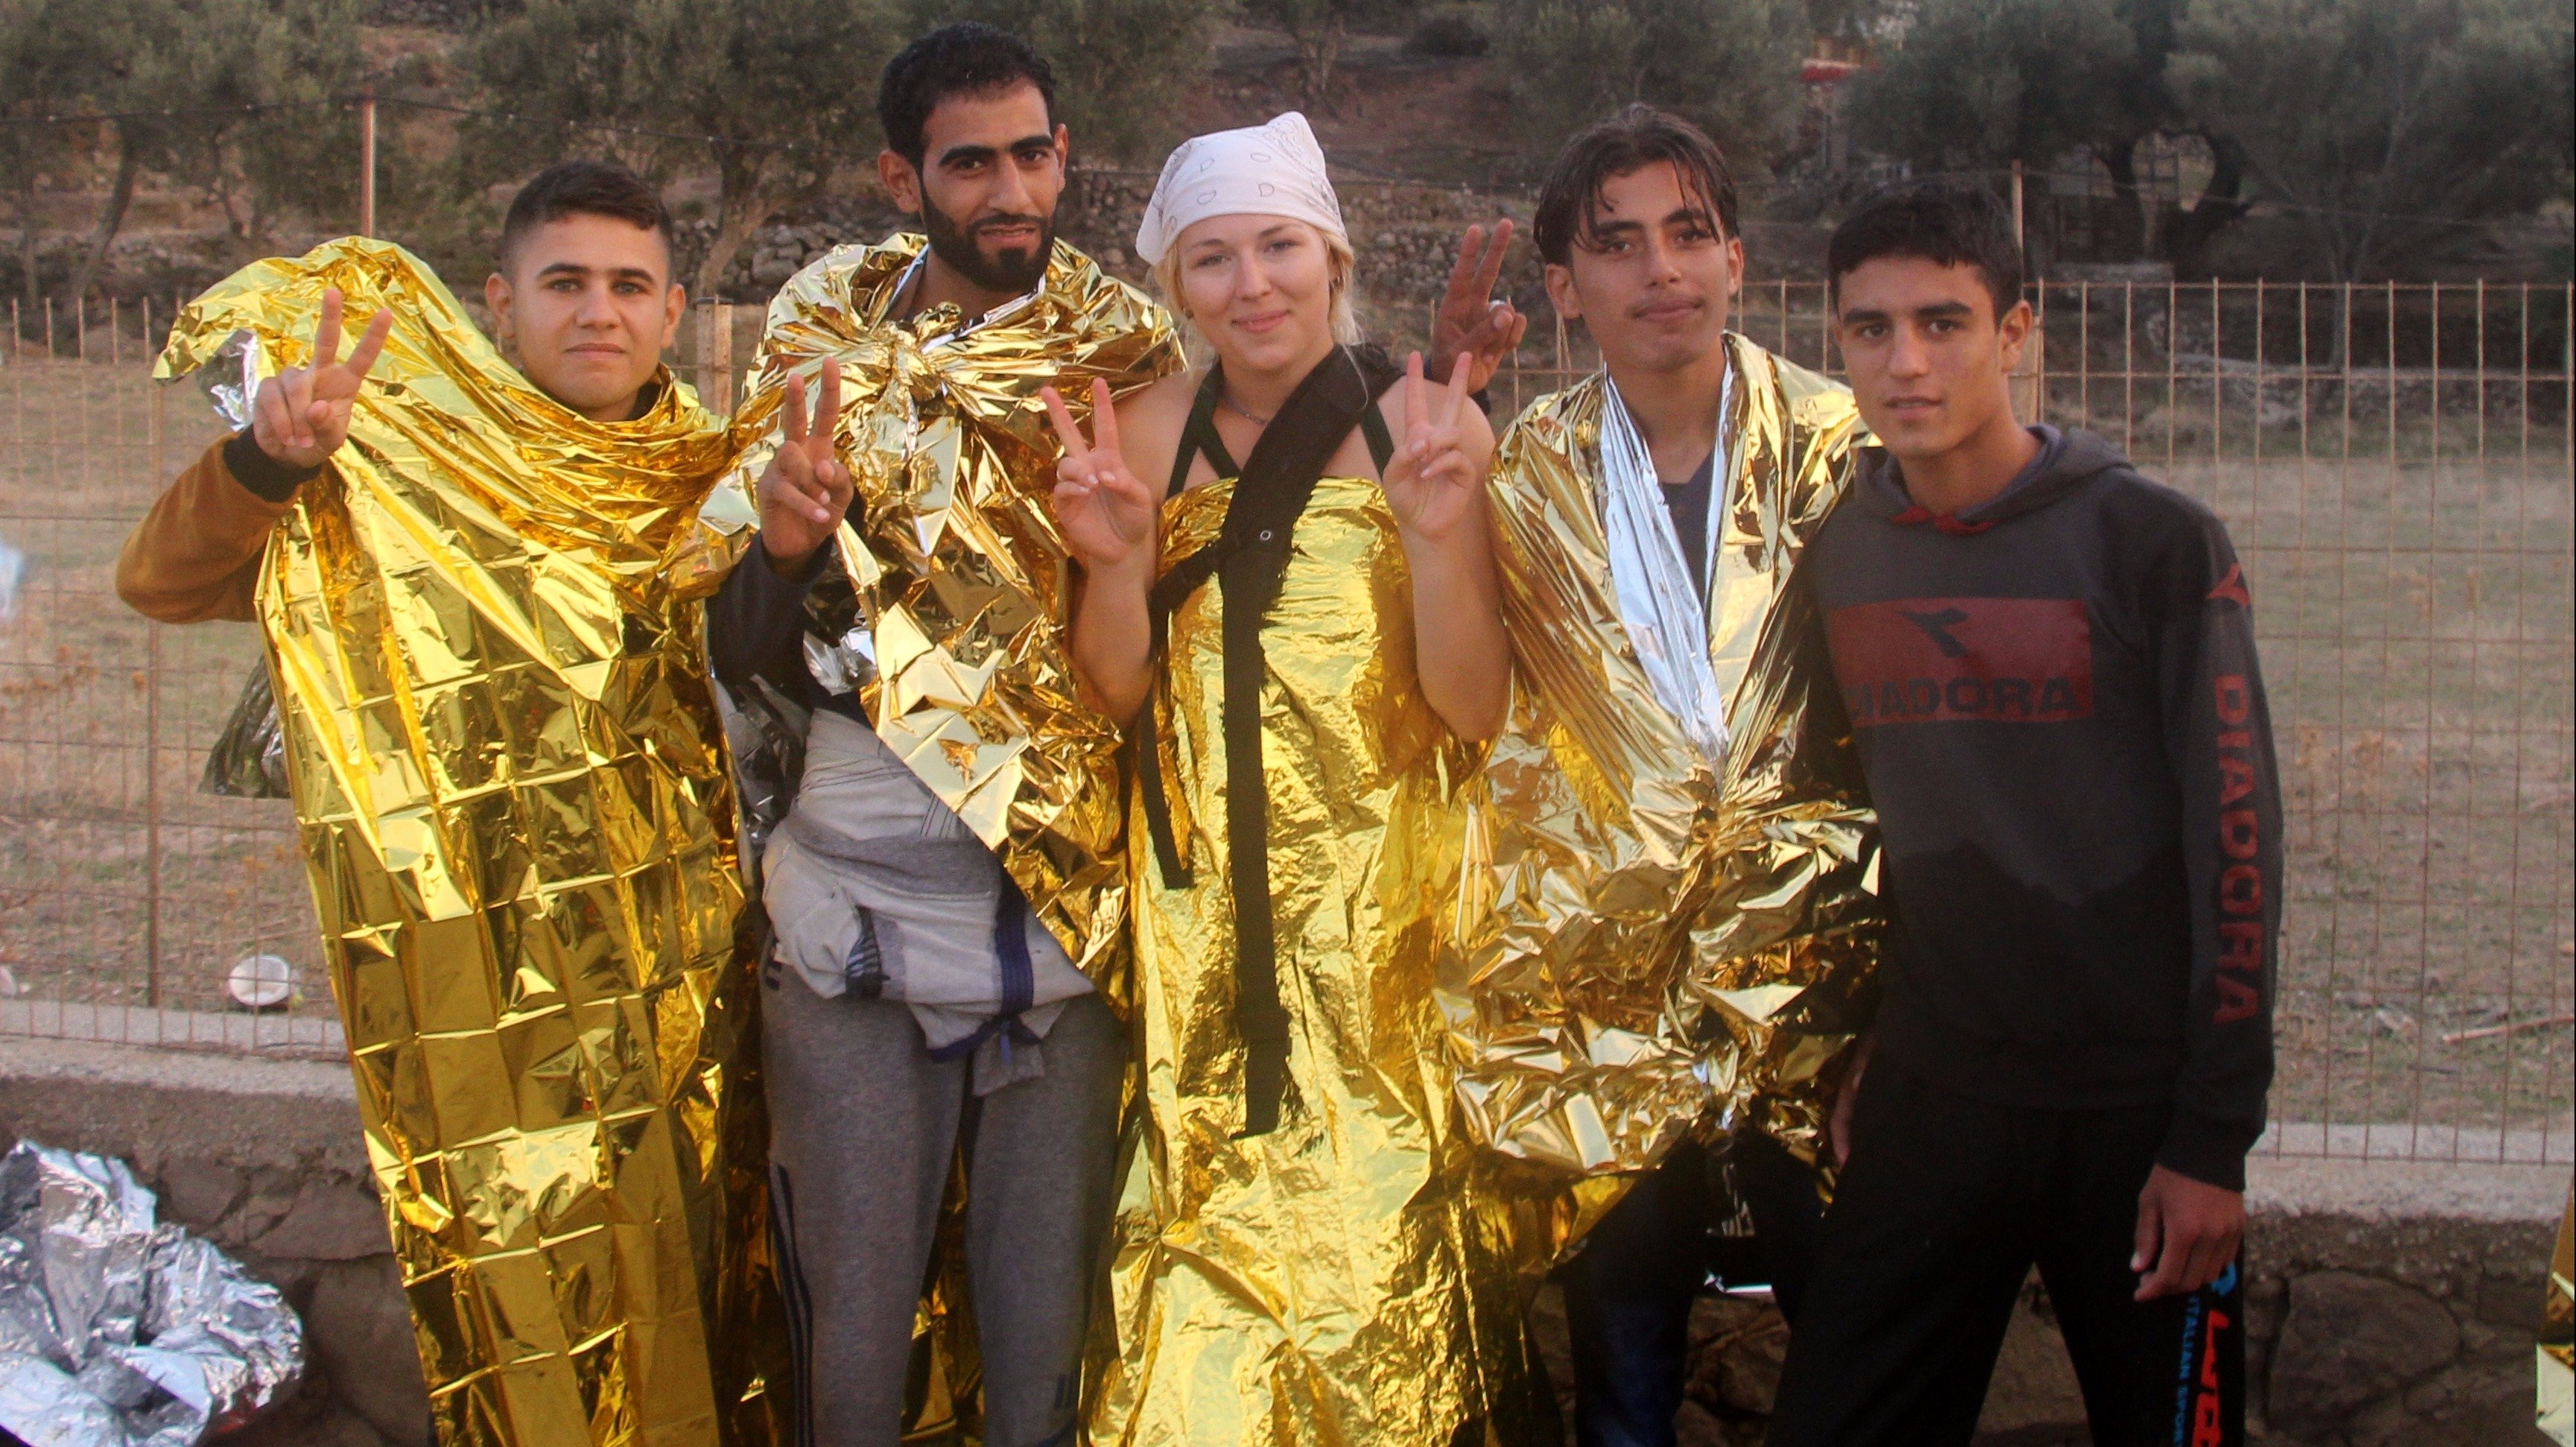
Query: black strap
1136,344,1399,1136
1164,368,1241,503
1357,393,1395,474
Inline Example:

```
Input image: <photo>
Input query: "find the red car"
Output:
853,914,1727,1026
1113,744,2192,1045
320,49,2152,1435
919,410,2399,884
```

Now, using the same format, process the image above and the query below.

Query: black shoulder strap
1134,345,1385,1137
1359,399,1395,475
1165,367,1242,502
1146,346,1377,622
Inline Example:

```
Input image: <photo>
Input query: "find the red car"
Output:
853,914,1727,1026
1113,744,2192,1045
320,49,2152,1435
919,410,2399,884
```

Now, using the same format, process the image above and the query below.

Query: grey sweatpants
763,969,1125,1447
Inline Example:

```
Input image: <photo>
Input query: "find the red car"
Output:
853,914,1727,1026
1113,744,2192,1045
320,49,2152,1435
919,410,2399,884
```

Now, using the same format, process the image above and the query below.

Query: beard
920,194,1055,297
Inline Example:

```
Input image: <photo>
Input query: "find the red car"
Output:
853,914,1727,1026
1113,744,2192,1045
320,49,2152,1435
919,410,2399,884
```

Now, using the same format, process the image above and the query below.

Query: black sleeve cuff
1470,386,1494,417
2155,1107,2261,1192
223,430,323,503
747,533,832,589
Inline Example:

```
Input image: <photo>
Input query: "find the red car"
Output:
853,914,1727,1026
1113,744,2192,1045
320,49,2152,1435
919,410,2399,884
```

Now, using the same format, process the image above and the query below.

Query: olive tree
910,0,1219,164
466,0,899,297
2169,0,2572,283
1489,0,1809,180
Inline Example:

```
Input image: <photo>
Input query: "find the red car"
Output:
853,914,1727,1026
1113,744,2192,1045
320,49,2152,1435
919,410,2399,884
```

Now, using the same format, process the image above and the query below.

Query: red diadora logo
2207,563,2252,607
1828,598,2094,726
2212,674,2265,1024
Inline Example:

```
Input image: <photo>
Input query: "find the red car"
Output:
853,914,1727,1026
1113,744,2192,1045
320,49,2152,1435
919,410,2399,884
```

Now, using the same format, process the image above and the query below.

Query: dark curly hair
878,22,1057,169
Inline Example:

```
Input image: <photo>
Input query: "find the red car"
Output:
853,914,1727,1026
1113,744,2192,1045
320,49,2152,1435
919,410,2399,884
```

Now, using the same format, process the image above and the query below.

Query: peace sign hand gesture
1425,220,1529,398
1043,378,1157,574
250,286,393,472
1381,351,1488,544
755,363,853,575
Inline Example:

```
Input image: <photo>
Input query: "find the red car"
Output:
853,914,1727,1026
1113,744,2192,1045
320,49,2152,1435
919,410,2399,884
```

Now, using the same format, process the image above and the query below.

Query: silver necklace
1218,390,1275,427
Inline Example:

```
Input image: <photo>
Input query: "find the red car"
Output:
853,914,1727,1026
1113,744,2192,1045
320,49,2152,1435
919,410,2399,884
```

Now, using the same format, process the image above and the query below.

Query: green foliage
2,0,364,317
224,0,367,242
1488,0,1809,178
463,0,899,296
907,0,1219,164
1847,0,2148,171
1403,7,1489,58
2168,0,2575,280
0,0,115,314
1238,0,1418,108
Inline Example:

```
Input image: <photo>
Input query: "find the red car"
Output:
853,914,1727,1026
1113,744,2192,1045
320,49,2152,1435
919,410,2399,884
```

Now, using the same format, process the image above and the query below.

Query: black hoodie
1806,426,2280,1191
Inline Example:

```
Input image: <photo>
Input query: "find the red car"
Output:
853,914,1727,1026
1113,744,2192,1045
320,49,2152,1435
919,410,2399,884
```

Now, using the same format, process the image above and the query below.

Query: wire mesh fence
1,282,2569,1165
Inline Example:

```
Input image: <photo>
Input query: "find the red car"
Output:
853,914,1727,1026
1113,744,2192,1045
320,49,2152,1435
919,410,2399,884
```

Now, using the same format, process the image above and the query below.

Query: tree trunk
693,153,775,303
69,133,142,306
1296,16,1345,111
16,183,38,345
2098,136,2148,260
2166,130,2251,279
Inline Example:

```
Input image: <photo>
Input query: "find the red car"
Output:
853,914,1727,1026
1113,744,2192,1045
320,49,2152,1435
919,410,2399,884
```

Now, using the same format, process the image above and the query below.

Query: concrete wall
0,1037,424,1447
1,1035,2561,1446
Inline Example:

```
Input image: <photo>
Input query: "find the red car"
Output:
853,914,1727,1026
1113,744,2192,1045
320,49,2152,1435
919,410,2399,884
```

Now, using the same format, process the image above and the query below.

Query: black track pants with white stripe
1767,1060,2245,1447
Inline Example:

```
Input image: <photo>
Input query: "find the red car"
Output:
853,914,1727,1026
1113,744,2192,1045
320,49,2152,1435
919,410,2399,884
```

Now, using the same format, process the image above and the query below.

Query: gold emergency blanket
1449,335,1882,1214
1090,475,1543,1446
157,240,778,1447
717,235,1181,988
2542,1190,2572,1446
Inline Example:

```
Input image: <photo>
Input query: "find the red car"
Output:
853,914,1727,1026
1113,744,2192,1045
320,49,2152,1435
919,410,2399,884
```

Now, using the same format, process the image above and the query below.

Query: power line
372,96,822,155
4,93,2560,235
1906,162,2546,232
0,100,333,127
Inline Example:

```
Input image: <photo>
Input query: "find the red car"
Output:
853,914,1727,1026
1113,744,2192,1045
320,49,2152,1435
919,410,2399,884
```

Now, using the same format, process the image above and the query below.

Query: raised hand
1043,378,1156,574
1381,351,1485,542
755,362,853,575
1424,220,1529,399
250,287,393,472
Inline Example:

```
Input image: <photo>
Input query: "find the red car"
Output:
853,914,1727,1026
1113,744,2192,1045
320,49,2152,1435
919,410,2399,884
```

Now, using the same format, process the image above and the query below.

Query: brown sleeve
114,437,300,624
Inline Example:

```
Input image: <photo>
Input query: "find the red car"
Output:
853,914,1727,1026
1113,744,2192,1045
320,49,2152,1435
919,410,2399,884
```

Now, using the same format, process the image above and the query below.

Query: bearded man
702,24,1183,1446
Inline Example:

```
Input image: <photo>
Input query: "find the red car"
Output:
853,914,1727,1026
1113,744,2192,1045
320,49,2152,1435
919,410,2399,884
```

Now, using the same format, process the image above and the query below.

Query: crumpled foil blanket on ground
1450,336,1882,1262
156,238,781,1446
0,1141,300,1447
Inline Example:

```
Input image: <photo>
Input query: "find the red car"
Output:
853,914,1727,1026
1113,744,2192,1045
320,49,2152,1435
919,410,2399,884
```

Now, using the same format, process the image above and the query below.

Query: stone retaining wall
0,1037,422,1446
1,1035,2560,1446
1524,1154,2567,1446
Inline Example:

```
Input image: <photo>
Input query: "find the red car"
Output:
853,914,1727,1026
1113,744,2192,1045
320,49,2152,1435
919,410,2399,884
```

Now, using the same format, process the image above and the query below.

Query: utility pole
359,89,378,238
2011,159,2025,257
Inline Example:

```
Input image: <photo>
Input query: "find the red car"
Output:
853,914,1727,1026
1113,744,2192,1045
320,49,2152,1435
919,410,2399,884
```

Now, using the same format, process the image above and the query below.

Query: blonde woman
1038,113,1544,1445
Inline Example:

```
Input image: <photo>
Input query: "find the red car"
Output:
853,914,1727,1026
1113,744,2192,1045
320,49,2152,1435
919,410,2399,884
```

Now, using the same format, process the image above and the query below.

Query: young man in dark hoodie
1767,182,2277,1446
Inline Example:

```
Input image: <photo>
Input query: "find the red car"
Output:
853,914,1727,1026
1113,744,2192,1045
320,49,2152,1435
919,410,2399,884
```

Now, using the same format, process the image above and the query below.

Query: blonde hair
1150,223,1362,352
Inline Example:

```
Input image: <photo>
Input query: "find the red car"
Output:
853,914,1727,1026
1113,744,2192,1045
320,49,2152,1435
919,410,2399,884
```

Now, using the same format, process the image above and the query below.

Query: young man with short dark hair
119,161,780,1443
709,22,1181,1445
118,159,687,619
1766,180,2274,1446
1448,104,1878,1447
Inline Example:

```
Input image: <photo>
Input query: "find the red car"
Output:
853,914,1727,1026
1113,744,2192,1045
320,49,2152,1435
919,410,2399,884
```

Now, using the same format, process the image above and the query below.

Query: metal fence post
696,302,736,416
145,383,165,1008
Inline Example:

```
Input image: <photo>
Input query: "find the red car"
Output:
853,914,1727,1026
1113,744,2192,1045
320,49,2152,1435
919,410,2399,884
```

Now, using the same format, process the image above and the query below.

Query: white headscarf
1135,112,1348,265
